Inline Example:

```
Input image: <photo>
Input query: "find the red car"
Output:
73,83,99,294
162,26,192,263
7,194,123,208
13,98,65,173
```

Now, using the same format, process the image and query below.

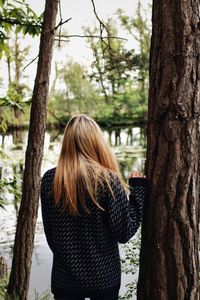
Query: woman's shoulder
41,167,56,184
107,170,121,185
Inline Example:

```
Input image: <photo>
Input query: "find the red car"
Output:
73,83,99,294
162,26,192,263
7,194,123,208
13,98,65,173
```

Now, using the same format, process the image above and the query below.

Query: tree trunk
6,1,58,299
13,31,21,121
0,257,8,280
137,1,200,300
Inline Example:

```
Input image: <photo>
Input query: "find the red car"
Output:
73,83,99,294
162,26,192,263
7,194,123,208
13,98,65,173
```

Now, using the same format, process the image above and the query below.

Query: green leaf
2,43,10,57
0,122,7,133
0,147,9,159
15,24,23,33
0,198,7,210
0,0,5,7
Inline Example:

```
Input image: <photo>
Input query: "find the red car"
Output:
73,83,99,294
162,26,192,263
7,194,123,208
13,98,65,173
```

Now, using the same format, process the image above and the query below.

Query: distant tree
83,18,148,124
138,0,200,299
6,0,59,299
48,58,98,120
117,0,151,109
60,59,98,114
84,19,135,103
6,32,31,124
0,0,42,128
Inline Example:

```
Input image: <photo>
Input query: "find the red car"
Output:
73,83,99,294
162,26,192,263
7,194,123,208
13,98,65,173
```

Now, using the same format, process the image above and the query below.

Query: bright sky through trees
0,0,151,93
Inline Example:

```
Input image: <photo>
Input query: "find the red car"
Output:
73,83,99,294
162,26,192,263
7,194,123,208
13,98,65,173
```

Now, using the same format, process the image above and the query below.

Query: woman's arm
104,172,148,244
128,175,148,229
40,171,54,251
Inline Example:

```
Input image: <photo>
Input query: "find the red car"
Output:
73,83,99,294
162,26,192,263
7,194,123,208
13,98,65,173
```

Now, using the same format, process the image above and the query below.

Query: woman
40,114,147,300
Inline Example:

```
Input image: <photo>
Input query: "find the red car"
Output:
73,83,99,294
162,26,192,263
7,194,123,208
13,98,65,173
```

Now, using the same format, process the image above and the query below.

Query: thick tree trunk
6,1,58,299
137,1,200,300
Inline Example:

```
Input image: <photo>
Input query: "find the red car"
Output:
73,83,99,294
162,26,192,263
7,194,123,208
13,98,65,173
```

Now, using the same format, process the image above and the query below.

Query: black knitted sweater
40,168,148,298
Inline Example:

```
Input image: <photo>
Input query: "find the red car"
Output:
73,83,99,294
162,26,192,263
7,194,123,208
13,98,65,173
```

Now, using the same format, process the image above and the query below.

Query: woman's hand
129,171,146,178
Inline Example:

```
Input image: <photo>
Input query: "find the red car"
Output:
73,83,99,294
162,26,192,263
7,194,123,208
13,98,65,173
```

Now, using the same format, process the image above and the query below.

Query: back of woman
40,115,148,300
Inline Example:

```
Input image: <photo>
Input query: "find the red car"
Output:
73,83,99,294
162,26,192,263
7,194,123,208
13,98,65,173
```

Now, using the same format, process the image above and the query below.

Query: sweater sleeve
128,177,148,229
104,174,148,244
40,171,54,251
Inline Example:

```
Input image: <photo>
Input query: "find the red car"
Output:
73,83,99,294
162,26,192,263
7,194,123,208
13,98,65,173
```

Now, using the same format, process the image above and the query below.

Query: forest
0,0,150,129
0,0,199,299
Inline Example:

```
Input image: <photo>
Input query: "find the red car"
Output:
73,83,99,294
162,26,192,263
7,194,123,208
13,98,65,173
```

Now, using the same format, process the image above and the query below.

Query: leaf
0,122,7,133
0,96,8,106
24,97,32,105
16,24,23,33
2,43,10,57
0,0,5,7
0,198,7,211
0,147,9,159
0,96,23,111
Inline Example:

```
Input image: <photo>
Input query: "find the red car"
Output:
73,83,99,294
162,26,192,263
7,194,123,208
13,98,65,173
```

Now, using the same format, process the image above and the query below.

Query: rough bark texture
137,1,200,300
6,1,58,299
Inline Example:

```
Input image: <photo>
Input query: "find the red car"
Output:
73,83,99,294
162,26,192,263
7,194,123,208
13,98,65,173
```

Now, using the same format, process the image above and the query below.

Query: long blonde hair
54,114,126,215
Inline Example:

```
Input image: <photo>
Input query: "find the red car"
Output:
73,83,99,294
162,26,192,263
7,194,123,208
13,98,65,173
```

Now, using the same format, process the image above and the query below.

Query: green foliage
83,18,138,103
0,197,7,210
0,0,42,57
1,86,31,108
78,4,151,126
0,132,22,211
0,90,24,111
0,175,22,210
62,60,97,104
0,0,151,128
0,1,39,128
48,47,149,126
34,289,53,300
0,121,7,132
0,278,8,300
48,58,100,120
0,86,32,128
119,229,141,300
117,1,151,98
93,86,148,126
0,280,53,300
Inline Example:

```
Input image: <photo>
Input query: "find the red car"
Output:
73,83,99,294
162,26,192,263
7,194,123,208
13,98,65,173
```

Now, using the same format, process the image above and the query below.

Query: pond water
0,126,146,299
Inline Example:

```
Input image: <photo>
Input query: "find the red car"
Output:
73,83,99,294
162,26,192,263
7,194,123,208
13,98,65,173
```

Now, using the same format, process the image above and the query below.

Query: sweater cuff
128,177,148,188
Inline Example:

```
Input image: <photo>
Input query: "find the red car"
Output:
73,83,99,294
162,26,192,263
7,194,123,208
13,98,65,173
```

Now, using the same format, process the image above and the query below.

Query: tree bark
14,32,21,121
6,1,58,299
0,257,8,280
137,1,200,300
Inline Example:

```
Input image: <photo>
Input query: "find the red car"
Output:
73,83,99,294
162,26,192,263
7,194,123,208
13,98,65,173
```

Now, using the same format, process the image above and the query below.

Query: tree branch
0,17,72,31
56,34,127,41
23,55,39,70
90,0,109,36
55,17,72,30
90,0,114,59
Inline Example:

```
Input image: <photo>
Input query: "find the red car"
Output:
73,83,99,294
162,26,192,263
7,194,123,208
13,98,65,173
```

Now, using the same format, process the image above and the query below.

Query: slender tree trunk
7,57,11,86
0,257,8,280
137,1,200,299
14,32,21,121
6,1,58,299
15,32,20,87
94,46,109,103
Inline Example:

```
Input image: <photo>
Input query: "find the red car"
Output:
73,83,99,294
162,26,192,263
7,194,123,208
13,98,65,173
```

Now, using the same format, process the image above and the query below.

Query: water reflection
0,126,146,299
